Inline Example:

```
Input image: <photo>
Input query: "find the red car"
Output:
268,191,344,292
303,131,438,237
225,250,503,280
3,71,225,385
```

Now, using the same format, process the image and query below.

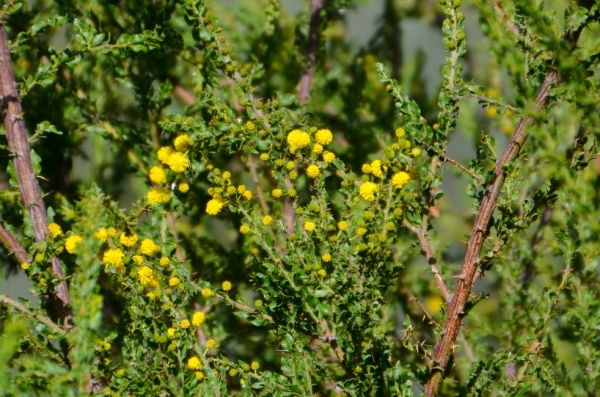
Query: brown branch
0,294,66,336
424,71,558,396
299,0,323,106
492,1,520,36
0,24,73,329
444,156,483,183
403,220,450,301
0,225,29,264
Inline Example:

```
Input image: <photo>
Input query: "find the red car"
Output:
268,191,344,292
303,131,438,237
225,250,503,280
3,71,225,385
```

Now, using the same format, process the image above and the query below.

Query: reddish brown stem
0,24,73,328
424,71,557,395
299,0,323,106
0,225,29,264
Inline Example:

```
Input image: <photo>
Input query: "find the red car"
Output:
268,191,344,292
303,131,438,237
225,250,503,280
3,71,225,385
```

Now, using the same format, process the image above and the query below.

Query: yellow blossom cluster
287,129,310,153
391,171,410,189
103,248,125,273
137,265,160,288
65,235,82,254
95,228,108,243
48,223,63,238
362,159,385,178
119,232,138,247
206,198,224,215
192,311,205,326
359,182,378,201
139,239,159,255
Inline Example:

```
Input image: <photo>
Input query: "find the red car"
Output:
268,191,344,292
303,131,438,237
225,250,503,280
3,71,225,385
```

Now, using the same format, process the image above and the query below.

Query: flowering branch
0,23,73,328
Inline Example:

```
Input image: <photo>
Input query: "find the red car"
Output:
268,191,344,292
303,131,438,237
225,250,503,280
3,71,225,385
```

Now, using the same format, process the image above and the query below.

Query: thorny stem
0,226,29,264
0,294,66,336
0,24,73,329
444,156,483,183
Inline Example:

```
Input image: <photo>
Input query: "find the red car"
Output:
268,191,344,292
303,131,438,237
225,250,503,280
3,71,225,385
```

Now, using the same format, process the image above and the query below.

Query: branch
0,225,29,264
424,71,558,396
444,156,483,183
403,220,450,301
0,24,73,328
299,0,323,106
0,294,66,336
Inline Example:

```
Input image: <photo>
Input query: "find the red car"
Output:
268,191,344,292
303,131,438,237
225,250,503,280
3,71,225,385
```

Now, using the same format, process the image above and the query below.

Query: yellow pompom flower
315,129,333,145
304,221,316,232
322,253,332,262
206,199,224,215
103,248,125,273
95,228,108,243
411,147,421,157
107,227,117,237
337,221,349,231
137,266,160,288
187,357,201,370
48,223,63,238
169,277,180,287
262,215,273,226
65,235,83,254
202,288,214,298
167,328,176,339
180,319,191,329
362,164,372,173
392,172,410,189
317,269,327,277
287,188,297,198
237,185,247,194
149,166,167,184
240,225,251,234
167,152,190,173
286,129,310,152
222,281,232,291
322,151,335,163
259,153,269,161
174,134,193,151
192,311,206,326
21,262,30,270
370,160,384,178
313,144,324,154
158,146,174,164
147,188,170,206
306,165,320,178
243,190,252,200
178,183,189,193
272,189,282,198
206,339,216,349
139,239,159,255
395,127,405,138
251,361,260,371
255,299,263,308
159,257,170,267
119,232,138,248
195,371,204,381
133,255,144,265
359,182,378,201
357,227,367,236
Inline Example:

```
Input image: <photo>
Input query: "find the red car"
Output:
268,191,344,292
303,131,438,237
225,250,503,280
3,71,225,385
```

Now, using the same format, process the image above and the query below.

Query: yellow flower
370,160,384,178
242,190,252,200
272,189,282,198
306,165,320,178
180,319,190,329
240,225,251,234
103,248,125,273
107,227,117,237
149,166,167,184
245,120,256,131
395,127,405,138
159,257,170,267
229,368,238,376
195,371,204,381
202,288,214,298
287,188,297,198
178,183,189,193
173,134,193,151
21,262,30,270
167,328,176,339
157,146,174,164
95,228,108,243
147,188,170,206
192,311,205,326
251,361,260,371
222,171,231,180
188,357,201,370
391,171,410,189
255,299,263,308
169,277,180,287
262,215,273,226
138,266,160,288
287,129,310,152
322,253,332,262
237,185,247,194
222,281,232,291
259,153,269,161
362,164,372,173
119,232,138,248
411,147,421,157
167,152,190,173
317,269,327,277
132,255,144,265
65,235,83,254
322,151,335,163
357,227,367,235
206,339,216,349
139,239,159,255
304,221,315,232
359,182,378,201
337,221,348,231
315,129,333,145
206,199,224,215
313,144,324,154
48,223,63,238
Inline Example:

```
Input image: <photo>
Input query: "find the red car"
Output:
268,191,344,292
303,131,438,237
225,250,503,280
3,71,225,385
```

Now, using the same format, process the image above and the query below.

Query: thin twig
403,219,450,301
0,294,66,336
0,24,73,328
444,156,483,183
492,1,520,36
0,226,29,264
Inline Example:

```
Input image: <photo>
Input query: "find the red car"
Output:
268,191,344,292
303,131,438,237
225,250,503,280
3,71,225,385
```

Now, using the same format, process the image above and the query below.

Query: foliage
0,0,599,396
